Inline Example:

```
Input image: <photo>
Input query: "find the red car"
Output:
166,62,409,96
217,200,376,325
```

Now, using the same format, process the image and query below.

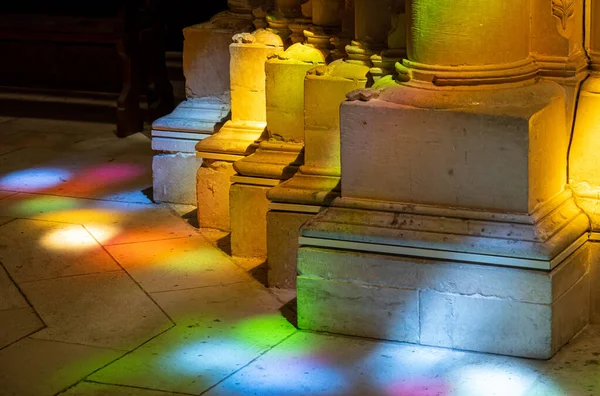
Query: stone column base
196,158,239,231
267,204,321,289
296,193,591,359
297,243,590,359
229,176,280,259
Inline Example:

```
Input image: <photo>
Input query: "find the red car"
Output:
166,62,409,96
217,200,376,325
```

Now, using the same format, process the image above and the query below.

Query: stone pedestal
151,8,257,204
266,0,401,288
229,43,325,259
195,29,283,231
295,0,593,359
266,60,369,287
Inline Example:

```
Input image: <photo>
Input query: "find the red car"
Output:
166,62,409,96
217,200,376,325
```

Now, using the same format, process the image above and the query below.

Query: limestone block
230,183,270,259
296,244,591,359
341,82,567,213
303,61,370,174
196,160,237,231
153,153,202,205
183,25,234,98
266,44,325,143
267,211,314,289
230,40,283,123
591,242,600,324
297,277,420,343
419,291,552,359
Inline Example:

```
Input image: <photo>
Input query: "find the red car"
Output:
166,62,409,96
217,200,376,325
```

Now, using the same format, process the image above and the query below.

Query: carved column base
297,193,590,359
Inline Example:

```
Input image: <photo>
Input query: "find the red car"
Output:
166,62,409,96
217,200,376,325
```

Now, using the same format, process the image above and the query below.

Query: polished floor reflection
0,116,598,396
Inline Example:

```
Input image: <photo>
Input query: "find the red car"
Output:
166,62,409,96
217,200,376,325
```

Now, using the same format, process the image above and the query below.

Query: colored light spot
85,163,146,182
41,224,118,250
450,363,540,396
0,168,72,191
14,195,79,216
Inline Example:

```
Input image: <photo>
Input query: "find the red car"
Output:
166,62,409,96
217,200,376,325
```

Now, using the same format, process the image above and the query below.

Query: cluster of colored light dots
0,163,148,250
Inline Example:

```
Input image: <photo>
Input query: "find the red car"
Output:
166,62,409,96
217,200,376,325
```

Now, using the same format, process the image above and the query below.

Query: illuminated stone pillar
264,0,404,288
229,44,325,260
195,29,283,231
151,1,261,204
297,0,591,359
570,0,600,323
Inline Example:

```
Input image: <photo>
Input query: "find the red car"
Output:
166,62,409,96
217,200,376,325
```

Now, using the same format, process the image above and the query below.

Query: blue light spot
0,168,72,191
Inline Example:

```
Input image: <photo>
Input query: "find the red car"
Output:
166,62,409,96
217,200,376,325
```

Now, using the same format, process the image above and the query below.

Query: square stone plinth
153,153,202,205
267,210,315,289
183,24,232,98
230,183,270,259
297,244,591,359
197,160,237,231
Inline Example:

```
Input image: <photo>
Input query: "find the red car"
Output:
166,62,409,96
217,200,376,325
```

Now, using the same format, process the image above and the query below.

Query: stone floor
0,115,599,396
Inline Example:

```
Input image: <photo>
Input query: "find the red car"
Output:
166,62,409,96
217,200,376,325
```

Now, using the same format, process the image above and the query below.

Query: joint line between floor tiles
198,329,299,395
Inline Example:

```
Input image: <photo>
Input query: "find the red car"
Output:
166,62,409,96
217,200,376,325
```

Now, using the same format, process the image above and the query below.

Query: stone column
195,29,283,231
228,44,325,261
151,1,264,205
296,0,591,359
570,0,600,323
304,0,345,57
264,0,403,288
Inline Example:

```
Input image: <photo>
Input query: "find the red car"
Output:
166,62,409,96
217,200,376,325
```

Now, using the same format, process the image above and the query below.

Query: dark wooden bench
0,2,174,137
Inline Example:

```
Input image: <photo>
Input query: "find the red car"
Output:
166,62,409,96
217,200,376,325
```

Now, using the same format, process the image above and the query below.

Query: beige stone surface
0,194,199,245
267,210,314,289
0,219,120,283
90,283,296,394
205,331,542,396
151,281,286,325
298,277,420,343
0,308,44,349
0,337,121,396
230,43,282,123
0,265,28,310
183,25,233,99
230,183,270,259
304,62,370,174
24,271,173,351
106,237,252,293
60,381,181,396
342,82,567,213
196,160,236,231
152,153,202,205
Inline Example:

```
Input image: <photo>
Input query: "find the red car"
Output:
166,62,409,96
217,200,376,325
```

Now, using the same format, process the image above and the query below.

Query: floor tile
524,326,600,396
0,194,199,245
90,282,296,394
23,271,172,351
89,315,297,395
206,331,543,396
0,337,121,396
59,381,185,395
151,281,290,326
106,237,252,293
0,307,44,349
0,265,28,311
0,219,120,283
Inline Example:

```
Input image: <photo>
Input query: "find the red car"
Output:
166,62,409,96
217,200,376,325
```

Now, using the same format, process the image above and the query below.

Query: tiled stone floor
0,116,599,396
